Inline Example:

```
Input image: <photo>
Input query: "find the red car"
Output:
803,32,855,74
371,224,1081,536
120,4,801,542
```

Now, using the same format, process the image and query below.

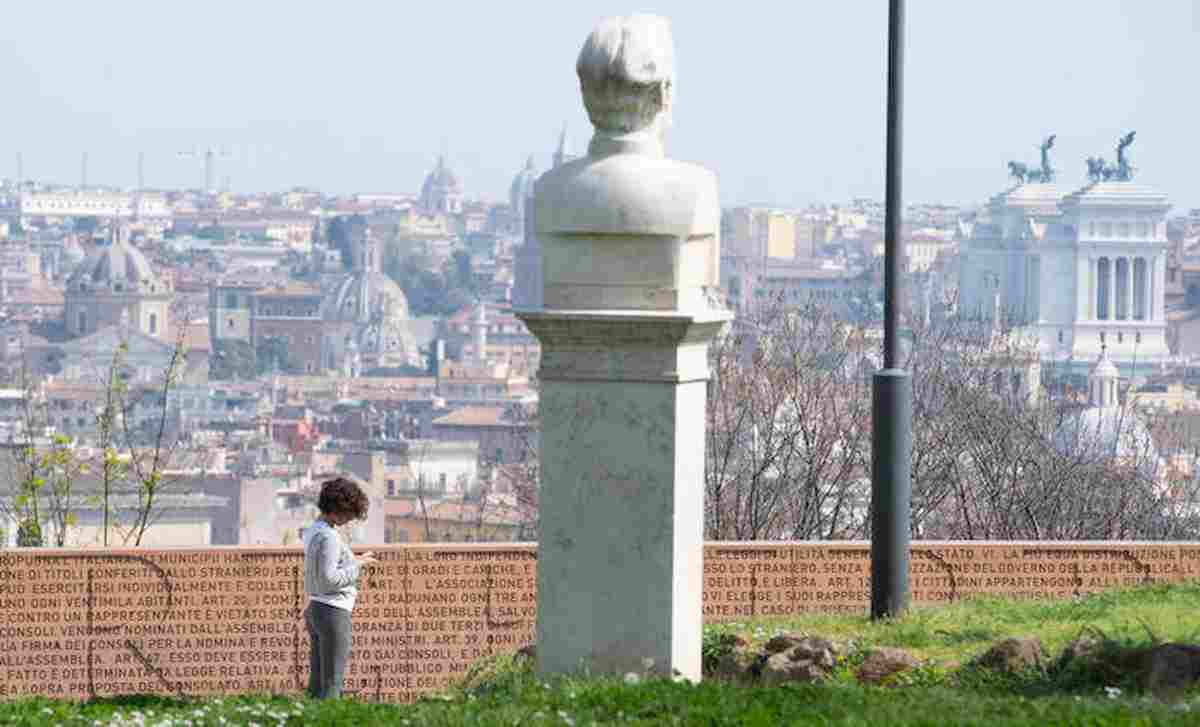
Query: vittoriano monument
1007,134,1056,184
516,15,730,680
1087,131,1137,182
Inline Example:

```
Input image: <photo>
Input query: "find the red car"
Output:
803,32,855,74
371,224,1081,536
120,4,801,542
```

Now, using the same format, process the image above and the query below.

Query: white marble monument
960,136,1171,376
516,14,730,681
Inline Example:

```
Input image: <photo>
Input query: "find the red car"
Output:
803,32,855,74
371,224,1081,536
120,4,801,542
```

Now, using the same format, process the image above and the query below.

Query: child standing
302,477,377,699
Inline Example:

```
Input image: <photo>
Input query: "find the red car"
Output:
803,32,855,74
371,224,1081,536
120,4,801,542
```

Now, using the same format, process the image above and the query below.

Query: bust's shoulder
538,154,716,194
534,154,718,236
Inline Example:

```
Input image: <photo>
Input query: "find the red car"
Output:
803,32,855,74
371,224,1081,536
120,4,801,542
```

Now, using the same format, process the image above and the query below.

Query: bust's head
576,15,675,137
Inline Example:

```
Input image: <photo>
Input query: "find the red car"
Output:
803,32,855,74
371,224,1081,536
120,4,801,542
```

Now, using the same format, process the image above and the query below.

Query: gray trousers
305,600,352,699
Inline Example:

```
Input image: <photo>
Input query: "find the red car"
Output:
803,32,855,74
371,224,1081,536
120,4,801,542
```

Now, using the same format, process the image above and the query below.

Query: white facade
961,181,1170,374
20,192,170,219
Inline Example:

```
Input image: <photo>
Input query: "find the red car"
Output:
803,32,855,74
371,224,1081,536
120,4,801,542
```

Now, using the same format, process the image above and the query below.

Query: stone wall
1,541,1197,703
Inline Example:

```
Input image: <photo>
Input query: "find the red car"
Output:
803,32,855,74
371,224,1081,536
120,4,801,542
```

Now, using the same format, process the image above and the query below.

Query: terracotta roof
432,405,509,428
446,303,521,326
254,283,320,297
7,287,65,306
383,498,525,526
182,320,211,352
44,384,105,401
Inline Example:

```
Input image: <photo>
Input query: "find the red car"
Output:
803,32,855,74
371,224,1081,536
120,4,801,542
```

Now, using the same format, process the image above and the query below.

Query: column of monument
1076,256,1090,321
1107,258,1116,320
1153,253,1165,321
516,14,731,681
1139,258,1149,321
1123,258,1133,320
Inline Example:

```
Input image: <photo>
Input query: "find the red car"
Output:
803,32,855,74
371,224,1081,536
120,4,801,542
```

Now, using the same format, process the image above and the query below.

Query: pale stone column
1077,256,1090,320
1153,253,1166,321
517,14,731,683
1088,257,1097,320
1122,257,1134,321
1106,257,1116,320
1138,257,1149,321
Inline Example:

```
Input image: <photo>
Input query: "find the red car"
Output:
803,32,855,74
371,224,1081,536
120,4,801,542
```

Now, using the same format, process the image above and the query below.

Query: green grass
2,679,1197,727
3,583,1199,726
705,580,1200,665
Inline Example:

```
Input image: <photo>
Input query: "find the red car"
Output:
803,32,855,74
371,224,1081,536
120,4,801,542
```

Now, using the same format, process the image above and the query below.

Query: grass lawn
3,582,1199,726
702,578,1200,671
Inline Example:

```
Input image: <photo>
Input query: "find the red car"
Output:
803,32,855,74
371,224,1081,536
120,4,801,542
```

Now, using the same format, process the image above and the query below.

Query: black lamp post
870,0,912,620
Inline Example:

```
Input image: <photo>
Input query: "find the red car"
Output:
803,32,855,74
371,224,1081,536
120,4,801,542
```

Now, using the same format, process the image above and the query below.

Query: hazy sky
3,1,1198,209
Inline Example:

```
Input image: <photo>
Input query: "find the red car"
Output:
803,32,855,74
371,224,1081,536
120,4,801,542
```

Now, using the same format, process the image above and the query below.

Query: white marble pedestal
517,308,730,681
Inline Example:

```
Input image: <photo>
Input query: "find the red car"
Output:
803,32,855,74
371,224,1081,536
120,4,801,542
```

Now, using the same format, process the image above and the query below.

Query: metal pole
871,0,912,620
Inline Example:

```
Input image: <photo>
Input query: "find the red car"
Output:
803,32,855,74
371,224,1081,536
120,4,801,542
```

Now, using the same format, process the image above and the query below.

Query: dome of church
324,271,411,324
352,312,413,357
67,235,165,295
1054,405,1158,465
1090,352,1120,381
509,156,538,209
420,155,464,209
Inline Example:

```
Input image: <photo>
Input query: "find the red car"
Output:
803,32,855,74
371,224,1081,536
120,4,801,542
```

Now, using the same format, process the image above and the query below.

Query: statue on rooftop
1038,134,1056,182
1007,161,1029,184
1007,134,1055,186
1085,132,1137,183
1116,131,1136,181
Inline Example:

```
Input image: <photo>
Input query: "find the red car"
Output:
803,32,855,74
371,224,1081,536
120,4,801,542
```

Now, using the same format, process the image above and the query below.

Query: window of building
77,310,86,332
227,317,235,329
149,313,157,334
439,473,448,491
226,293,237,308
1117,332,1123,343
1135,332,1142,344
1100,331,1106,344
387,479,396,496
1057,330,1063,344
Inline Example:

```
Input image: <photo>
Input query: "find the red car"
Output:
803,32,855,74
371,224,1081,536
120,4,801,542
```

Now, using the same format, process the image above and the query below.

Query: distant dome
1054,405,1158,464
67,237,165,294
353,312,413,357
323,270,418,365
510,156,537,208
419,155,465,214
324,271,411,324
1090,353,1120,381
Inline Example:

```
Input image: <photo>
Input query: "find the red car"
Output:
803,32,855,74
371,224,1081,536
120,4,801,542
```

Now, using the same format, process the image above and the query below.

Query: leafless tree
706,296,871,540
704,292,1200,542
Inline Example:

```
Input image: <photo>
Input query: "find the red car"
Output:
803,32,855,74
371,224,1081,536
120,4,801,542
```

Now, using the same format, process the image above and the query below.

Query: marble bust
534,14,721,313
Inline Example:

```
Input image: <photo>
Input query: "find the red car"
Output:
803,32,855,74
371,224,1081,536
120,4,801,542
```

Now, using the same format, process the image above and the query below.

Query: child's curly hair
317,477,370,520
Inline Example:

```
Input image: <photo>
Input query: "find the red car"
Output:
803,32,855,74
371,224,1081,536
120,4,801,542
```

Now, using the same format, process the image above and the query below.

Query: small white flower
558,710,576,726
1104,686,1122,699
624,672,641,685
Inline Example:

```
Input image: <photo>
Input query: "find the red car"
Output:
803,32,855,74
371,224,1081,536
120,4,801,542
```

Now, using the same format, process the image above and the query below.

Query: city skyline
2,1,1197,207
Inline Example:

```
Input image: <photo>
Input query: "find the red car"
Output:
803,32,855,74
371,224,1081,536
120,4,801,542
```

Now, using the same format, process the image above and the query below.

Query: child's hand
355,551,378,566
